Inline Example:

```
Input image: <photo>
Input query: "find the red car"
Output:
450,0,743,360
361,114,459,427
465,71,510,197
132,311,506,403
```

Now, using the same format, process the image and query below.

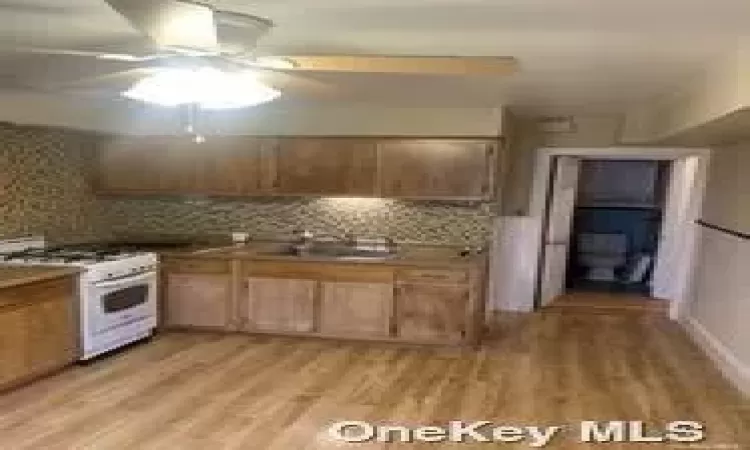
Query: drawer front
0,278,72,309
243,261,394,283
397,269,468,284
243,261,322,280
317,265,394,283
161,259,230,274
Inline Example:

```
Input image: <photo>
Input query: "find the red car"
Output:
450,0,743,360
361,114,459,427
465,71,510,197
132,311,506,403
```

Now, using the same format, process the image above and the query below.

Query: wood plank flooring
0,306,747,449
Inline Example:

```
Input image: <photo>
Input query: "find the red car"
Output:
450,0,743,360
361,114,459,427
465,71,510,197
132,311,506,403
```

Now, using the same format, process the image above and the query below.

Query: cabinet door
274,138,378,195
25,297,76,375
191,137,278,195
0,278,76,389
396,283,469,342
320,282,392,338
165,274,232,329
243,277,316,333
0,306,29,387
96,137,161,193
378,139,494,199
96,136,191,194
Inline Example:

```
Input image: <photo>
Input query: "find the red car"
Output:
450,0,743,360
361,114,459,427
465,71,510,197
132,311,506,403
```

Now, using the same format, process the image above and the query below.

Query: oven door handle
93,271,156,289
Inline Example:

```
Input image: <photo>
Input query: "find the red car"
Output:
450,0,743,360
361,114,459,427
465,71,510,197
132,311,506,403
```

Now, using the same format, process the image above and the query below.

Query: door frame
529,147,711,320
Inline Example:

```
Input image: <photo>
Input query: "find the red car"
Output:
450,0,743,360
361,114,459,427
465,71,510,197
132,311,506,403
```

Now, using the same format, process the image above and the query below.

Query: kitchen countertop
158,241,487,268
0,266,82,290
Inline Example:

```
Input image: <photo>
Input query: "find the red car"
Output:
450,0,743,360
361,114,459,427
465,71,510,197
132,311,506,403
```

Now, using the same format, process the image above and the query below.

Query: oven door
89,271,157,335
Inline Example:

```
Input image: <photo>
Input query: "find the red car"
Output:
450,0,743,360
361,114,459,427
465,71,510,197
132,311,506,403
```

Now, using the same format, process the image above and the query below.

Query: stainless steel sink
259,244,397,260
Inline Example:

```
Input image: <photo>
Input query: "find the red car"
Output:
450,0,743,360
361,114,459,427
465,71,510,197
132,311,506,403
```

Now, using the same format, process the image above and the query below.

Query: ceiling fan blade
214,10,274,55
0,3,88,14
2,46,165,62
48,68,162,94
104,0,219,54
251,69,336,97
279,55,519,76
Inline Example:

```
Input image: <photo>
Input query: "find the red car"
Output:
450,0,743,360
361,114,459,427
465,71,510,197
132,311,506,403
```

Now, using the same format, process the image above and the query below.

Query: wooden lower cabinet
161,257,484,345
242,277,316,333
164,274,232,329
396,282,469,343
0,277,76,391
25,295,76,374
320,281,393,338
0,306,30,387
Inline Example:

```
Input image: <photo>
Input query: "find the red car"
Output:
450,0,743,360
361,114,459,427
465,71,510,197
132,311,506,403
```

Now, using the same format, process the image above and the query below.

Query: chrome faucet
292,228,314,241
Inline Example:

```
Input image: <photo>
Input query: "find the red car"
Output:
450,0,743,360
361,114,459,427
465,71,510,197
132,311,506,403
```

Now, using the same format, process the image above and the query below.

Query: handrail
695,220,750,241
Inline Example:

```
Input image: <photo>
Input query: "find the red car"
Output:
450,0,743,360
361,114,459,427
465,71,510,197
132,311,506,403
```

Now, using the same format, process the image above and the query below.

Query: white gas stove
0,237,159,360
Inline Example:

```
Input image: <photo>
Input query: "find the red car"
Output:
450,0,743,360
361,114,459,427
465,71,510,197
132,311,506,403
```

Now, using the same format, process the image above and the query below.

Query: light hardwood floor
0,305,747,449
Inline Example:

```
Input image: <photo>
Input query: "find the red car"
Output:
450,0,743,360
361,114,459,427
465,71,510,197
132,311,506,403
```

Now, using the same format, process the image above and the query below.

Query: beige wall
501,114,623,215
622,47,750,144
685,140,750,395
699,142,750,233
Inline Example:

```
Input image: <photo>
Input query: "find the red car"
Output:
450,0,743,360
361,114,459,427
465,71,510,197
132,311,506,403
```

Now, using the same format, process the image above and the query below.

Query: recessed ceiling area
0,0,749,114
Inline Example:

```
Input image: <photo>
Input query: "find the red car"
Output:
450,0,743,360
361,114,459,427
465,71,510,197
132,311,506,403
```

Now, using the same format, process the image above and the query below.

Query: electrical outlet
231,232,249,243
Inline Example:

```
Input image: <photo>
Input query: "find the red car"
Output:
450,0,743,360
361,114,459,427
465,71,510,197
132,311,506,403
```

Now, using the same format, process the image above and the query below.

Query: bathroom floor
547,290,668,314
568,278,651,295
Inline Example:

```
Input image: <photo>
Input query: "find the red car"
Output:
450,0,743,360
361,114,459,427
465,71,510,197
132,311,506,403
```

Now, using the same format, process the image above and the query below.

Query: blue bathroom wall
573,207,662,254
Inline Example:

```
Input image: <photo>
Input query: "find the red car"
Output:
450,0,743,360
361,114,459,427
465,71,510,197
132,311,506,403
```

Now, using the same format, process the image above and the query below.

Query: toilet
577,233,628,282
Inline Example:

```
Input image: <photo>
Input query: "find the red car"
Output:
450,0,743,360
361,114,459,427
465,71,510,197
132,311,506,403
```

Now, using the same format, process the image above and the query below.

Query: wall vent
536,116,577,133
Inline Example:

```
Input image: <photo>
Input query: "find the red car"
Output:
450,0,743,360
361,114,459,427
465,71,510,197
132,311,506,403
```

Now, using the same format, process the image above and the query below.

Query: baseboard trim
682,317,750,397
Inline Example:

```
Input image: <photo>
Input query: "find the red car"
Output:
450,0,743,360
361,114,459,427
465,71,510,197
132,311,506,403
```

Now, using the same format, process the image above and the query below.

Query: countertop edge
157,246,487,269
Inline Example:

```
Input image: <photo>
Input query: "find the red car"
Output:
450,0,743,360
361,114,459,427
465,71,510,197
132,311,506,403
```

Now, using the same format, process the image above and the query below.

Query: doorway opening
566,159,670,296
529,147,710,320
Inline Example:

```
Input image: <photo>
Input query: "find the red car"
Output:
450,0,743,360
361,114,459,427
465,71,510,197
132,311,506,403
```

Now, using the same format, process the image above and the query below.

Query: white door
539,156,581,306
652,158,700,302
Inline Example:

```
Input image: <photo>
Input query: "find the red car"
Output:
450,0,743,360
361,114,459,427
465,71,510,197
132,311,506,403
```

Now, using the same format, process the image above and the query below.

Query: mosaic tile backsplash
99,197,494,246
1,123,494,246
0,123,104,244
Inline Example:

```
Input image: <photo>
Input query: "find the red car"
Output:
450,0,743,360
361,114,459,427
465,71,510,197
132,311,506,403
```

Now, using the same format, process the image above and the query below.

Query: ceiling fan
9,0,519,101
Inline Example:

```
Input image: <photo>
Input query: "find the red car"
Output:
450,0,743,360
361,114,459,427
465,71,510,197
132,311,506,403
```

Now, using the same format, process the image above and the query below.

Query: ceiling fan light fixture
122,67,281,109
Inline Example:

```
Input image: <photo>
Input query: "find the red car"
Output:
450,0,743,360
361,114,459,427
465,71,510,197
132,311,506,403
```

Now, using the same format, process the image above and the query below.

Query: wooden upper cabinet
273,138,379,196
96,136,497,199
96,136,277,196
96,136,171,193
377,139,496,199
190,137,277,195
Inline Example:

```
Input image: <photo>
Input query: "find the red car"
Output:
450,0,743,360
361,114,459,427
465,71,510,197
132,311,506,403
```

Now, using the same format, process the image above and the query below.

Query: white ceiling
1,0,749,114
